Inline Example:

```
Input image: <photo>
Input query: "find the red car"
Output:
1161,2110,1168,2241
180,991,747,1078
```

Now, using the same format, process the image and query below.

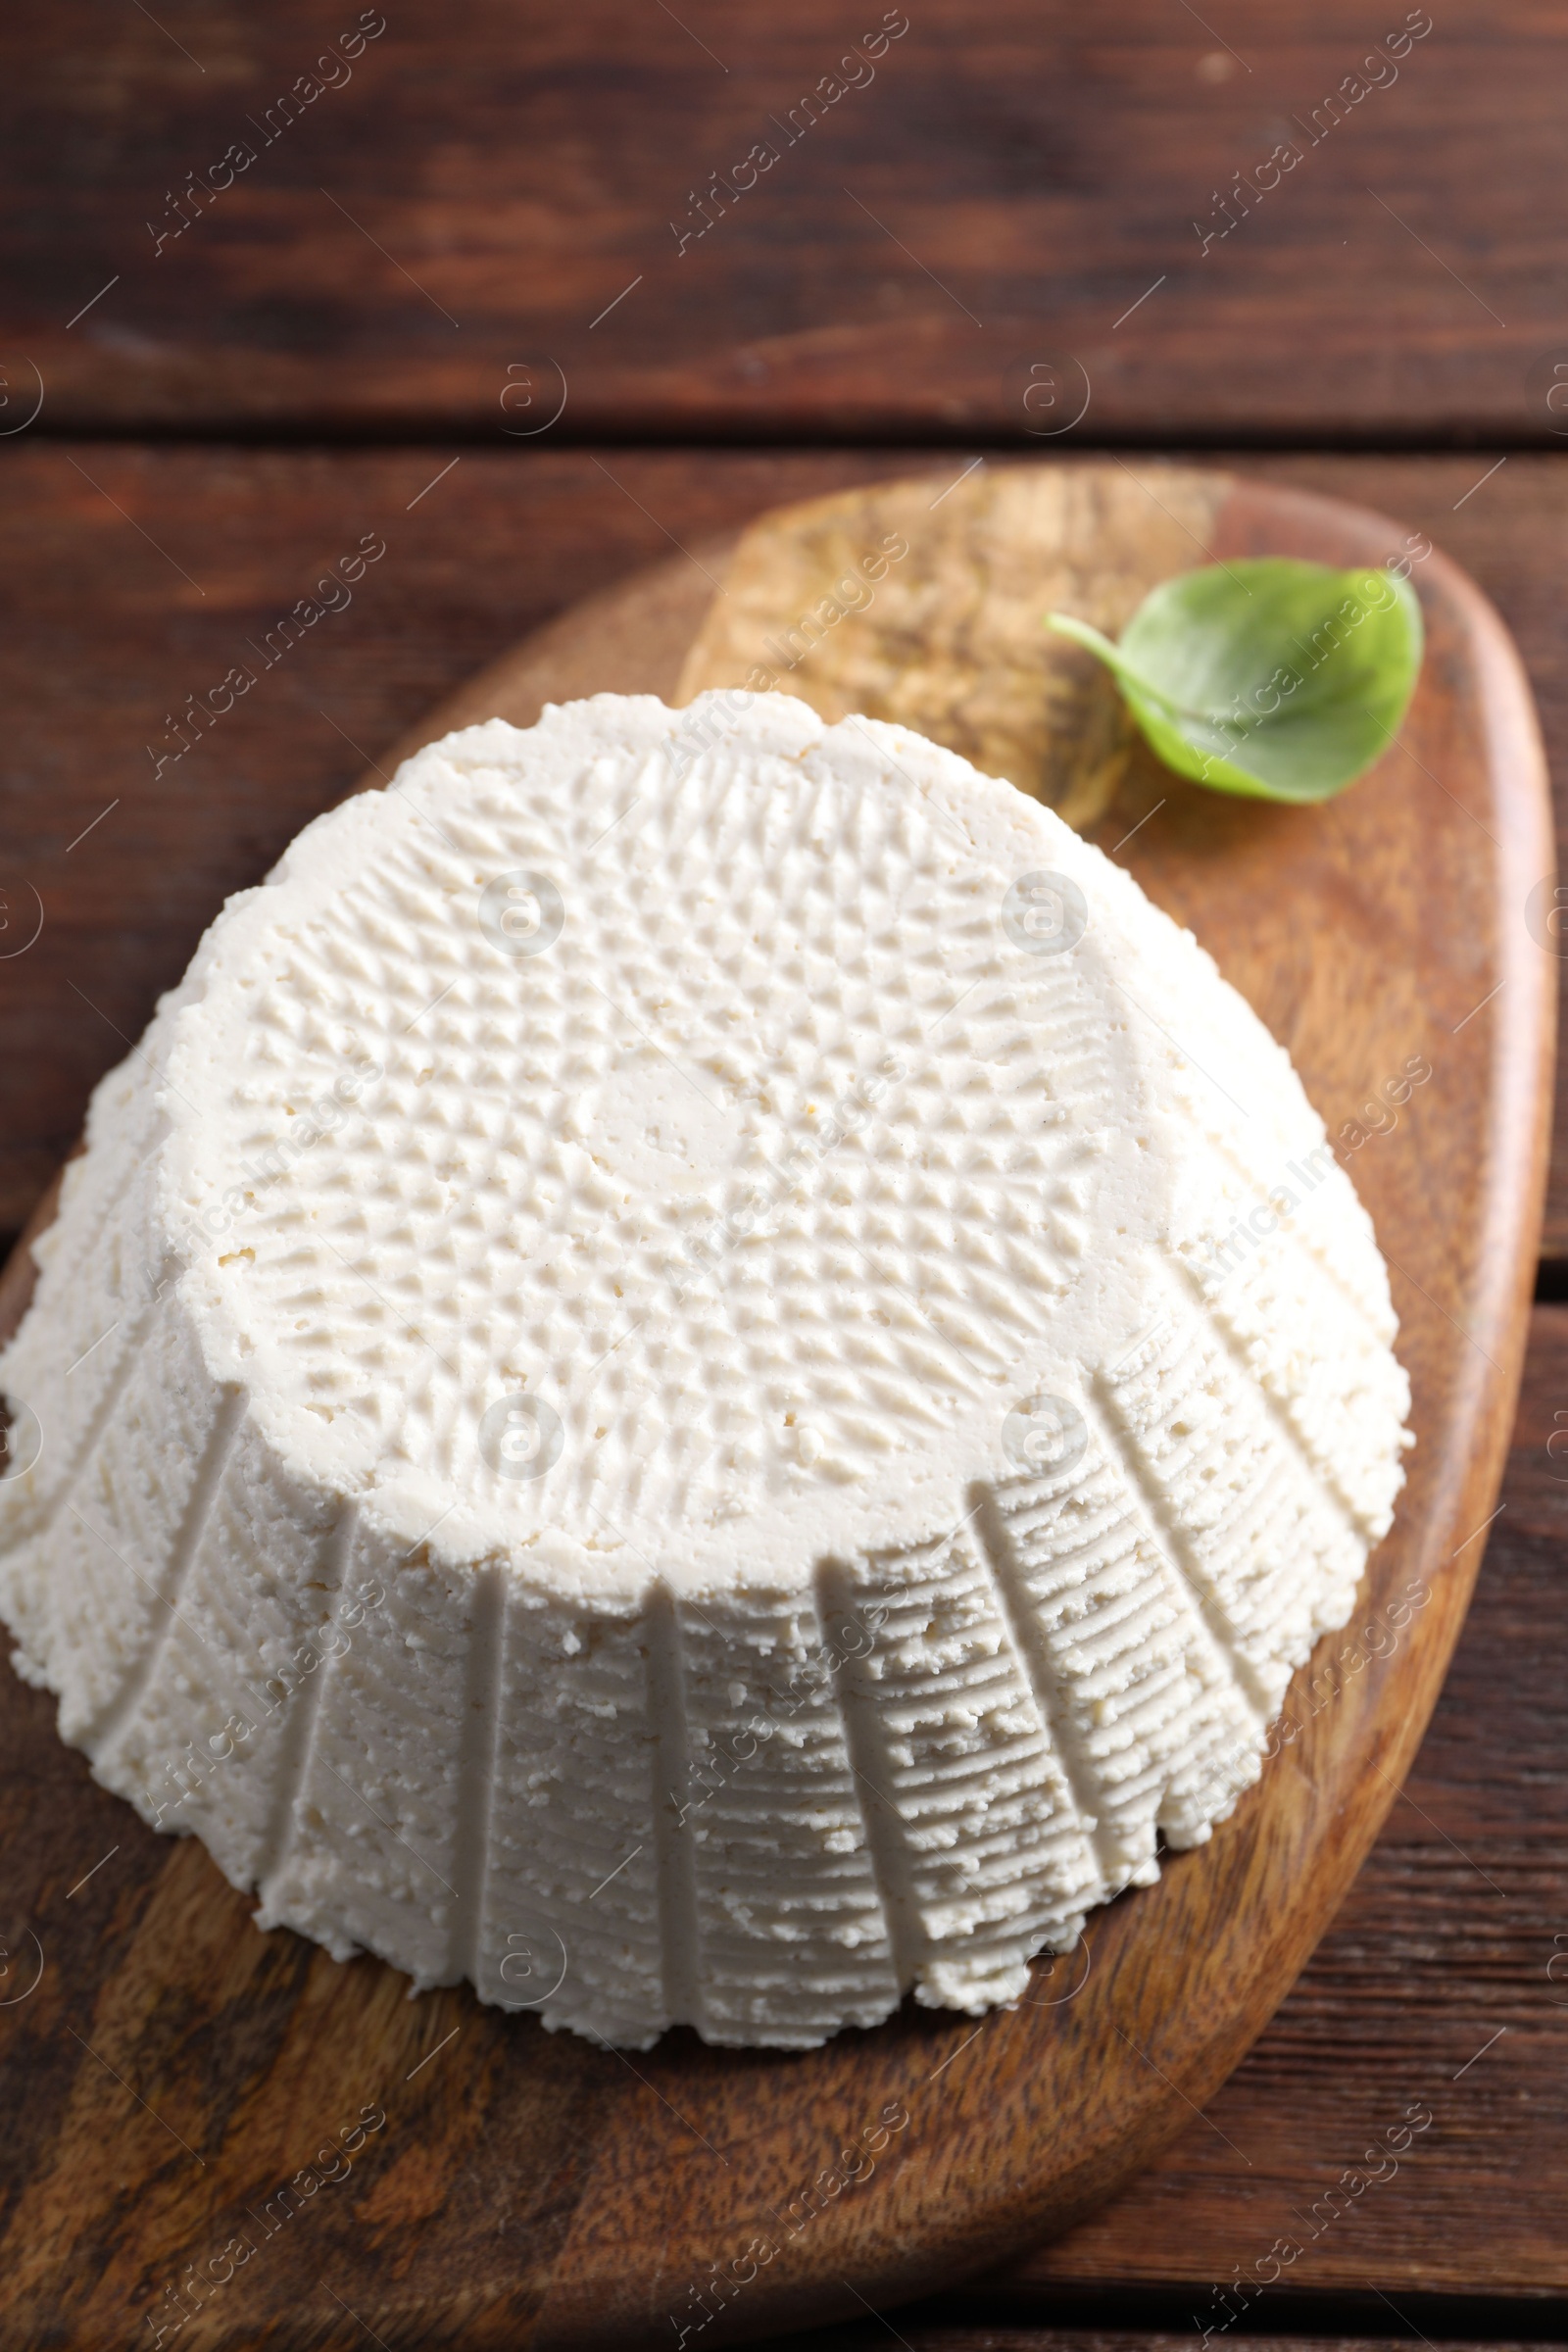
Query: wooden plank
0,446,1564,1249
991,1304,1568,2296
2,1,1564,439
768,2335,1554,2351
0,460,1549,2342
760,2329,1558,2352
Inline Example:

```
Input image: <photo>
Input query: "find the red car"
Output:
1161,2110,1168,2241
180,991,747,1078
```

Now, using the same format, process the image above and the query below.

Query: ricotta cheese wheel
0,693,1410,2049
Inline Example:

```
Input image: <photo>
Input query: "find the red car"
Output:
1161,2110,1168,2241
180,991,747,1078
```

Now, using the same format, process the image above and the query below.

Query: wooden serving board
0,463,1551,2351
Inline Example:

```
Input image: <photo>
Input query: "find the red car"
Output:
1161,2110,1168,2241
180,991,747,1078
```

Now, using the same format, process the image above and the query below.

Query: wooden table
2,7,1565,2346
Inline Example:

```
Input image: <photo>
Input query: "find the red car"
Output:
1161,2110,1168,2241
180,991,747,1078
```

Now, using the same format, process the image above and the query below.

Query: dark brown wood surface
756,2328,1568,2352
2,2,1566,442
787,2332,1568,2352
0,465,1551,2346
3,446,1568,1250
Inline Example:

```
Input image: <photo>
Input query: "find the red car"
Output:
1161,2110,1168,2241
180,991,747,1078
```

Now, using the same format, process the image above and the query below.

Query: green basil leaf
1047,558,1424,804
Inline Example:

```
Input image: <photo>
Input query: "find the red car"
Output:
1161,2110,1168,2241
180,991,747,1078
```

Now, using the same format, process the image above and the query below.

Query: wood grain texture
1,2,1564,441
0,465,1550,2346
788,2336,1568,2352
761,2332,1568,2352
2,446,1566,1250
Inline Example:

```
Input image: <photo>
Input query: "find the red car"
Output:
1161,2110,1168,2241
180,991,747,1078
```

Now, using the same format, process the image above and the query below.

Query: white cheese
0,693,1410,2048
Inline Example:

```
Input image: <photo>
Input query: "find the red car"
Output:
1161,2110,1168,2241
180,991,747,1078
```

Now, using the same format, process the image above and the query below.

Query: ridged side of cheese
672,1581,900,2046
45,1302,232,1745
477,1585,666,2044
98,1407,337,1893
983,1414,1266,1877
827,1527,1097,2012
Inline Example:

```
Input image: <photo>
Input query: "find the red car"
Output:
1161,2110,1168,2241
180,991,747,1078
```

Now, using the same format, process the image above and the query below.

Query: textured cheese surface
0,693,1411,2047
